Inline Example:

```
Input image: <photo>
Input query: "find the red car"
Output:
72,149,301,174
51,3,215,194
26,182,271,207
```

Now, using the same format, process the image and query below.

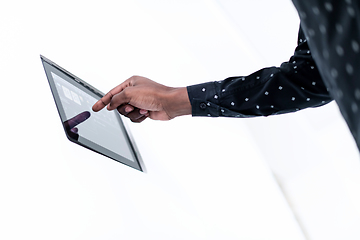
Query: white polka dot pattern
292,0,360,149
187,25,332,119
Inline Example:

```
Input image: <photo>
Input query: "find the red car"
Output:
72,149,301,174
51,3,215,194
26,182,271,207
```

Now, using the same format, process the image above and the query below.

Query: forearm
186,27,333,118
187,66,331,118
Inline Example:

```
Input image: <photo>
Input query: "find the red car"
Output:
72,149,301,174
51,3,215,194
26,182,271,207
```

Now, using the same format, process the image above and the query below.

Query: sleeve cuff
187,82,221,117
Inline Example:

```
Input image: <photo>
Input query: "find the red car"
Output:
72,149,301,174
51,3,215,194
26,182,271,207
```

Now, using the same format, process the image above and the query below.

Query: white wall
1,1,360,240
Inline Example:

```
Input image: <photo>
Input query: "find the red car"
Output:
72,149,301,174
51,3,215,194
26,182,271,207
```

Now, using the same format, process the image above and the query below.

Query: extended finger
92,91,114,112
92,80,131,112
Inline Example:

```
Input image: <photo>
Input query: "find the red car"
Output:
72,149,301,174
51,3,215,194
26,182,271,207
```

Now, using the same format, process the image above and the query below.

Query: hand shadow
63,111,91,141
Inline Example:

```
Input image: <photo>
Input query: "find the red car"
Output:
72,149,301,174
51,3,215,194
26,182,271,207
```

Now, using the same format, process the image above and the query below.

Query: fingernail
139,109,148,115
125,106,133,113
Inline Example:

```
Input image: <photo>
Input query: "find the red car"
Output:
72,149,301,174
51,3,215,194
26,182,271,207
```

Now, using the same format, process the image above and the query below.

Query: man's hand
92,76,192,122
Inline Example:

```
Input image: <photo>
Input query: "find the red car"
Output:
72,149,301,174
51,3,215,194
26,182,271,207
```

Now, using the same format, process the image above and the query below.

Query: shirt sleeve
186,27,333,118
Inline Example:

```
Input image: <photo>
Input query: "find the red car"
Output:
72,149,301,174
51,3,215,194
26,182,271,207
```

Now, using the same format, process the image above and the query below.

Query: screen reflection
63,111,91,141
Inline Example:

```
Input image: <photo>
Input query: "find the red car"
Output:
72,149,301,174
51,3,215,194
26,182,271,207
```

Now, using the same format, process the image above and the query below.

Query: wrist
164,87,192,119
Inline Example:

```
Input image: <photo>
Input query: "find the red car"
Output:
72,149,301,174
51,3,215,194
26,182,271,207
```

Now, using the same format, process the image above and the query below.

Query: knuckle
129,75,146,85
121,88,129,100
121,88,132,102
129,75,139,83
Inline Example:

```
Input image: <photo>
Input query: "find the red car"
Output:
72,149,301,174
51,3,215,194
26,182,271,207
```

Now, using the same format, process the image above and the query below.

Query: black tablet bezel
41,55,143,171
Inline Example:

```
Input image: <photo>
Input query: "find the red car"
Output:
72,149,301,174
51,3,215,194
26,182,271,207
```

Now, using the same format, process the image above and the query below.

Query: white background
1,0,360,239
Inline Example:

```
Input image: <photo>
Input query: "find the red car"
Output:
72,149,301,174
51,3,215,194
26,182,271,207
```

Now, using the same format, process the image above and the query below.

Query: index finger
92,83,127,112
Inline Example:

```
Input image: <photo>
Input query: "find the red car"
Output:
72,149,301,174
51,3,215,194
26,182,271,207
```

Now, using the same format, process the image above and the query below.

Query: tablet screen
42,57,142,171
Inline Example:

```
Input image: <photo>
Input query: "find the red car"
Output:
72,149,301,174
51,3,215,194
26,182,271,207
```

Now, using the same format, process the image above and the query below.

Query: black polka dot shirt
187,27,333,118
291,0,360,149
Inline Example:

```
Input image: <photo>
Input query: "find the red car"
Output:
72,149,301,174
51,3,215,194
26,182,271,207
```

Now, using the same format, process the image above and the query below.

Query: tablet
41,55,143,171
